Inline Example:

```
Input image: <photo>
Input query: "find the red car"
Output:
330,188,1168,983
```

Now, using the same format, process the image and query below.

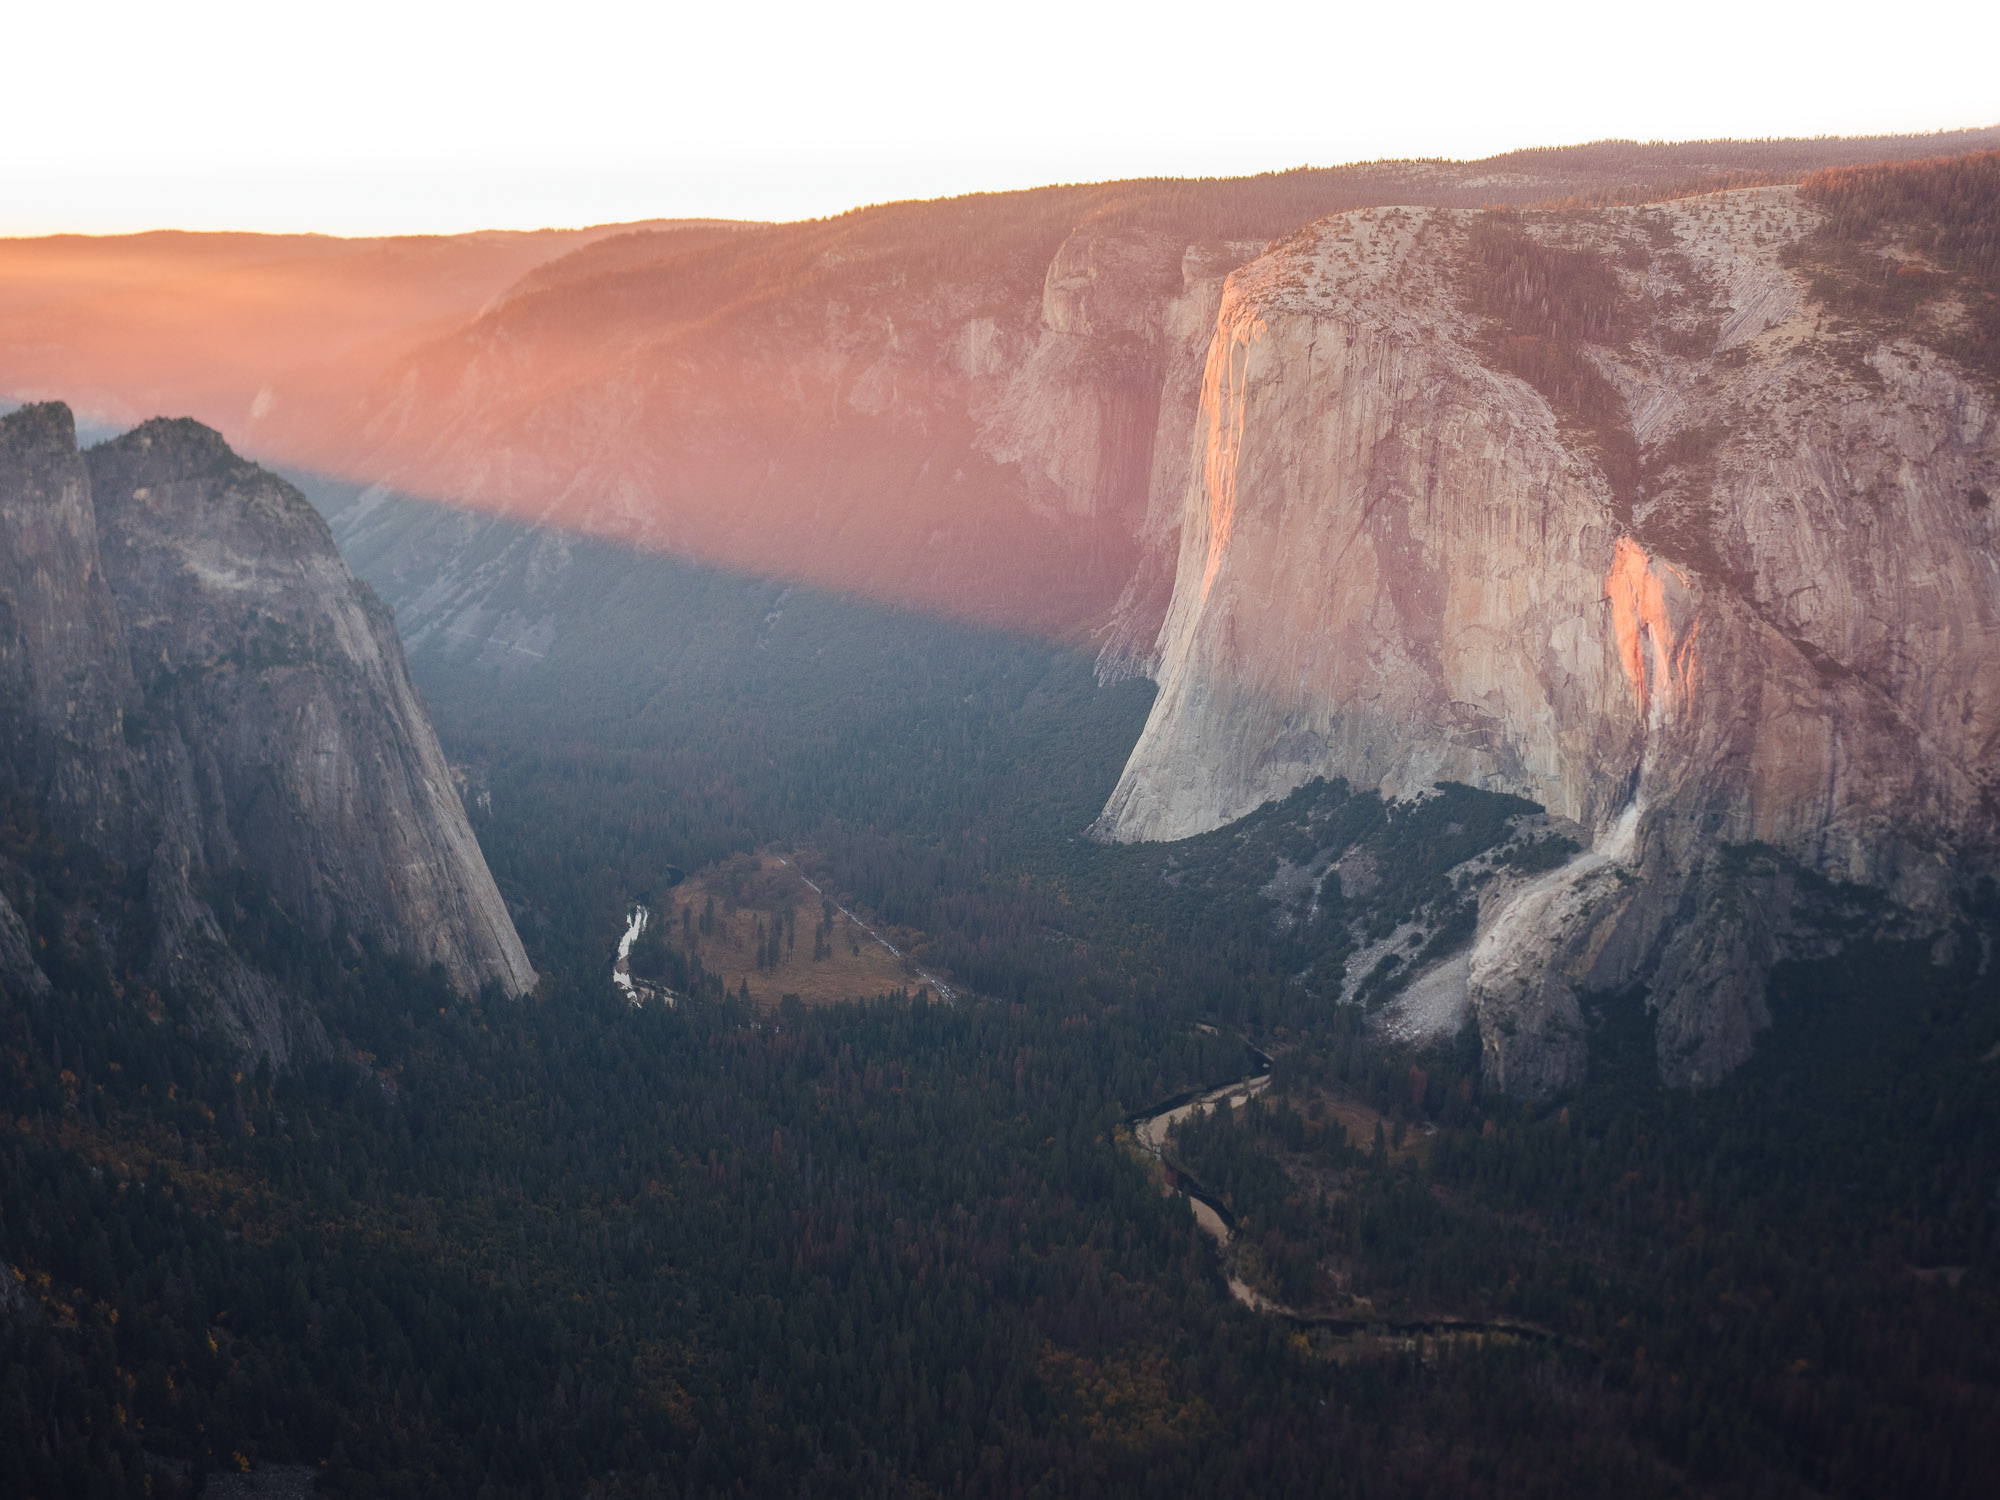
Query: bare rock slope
0,404,532,1055
1096,187,1999,1094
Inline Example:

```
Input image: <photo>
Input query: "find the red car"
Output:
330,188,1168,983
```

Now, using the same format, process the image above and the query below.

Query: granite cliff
13,136,1995,1096
20,136,1995,646
1094,170,1999,1094
318,137,1995,641
306,148,1998,1098
0,404,533,1058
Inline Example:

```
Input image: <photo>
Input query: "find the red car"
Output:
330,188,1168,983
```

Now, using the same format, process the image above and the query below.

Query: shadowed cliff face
1095,188,2000,1095
88,419,537,1001
0,405,532,1058
0,403,138,848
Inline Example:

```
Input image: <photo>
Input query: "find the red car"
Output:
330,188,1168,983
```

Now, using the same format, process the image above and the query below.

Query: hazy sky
5,0,1995,236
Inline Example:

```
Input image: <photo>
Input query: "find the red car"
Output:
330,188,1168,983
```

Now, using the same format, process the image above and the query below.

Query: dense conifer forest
4,540,1997,1497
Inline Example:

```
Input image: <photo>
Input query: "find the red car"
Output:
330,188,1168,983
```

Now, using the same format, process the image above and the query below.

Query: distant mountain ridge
0,218,693,466
4,130,1995,638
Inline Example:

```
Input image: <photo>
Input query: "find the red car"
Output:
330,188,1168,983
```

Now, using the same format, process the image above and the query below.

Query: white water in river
612,904,649,1004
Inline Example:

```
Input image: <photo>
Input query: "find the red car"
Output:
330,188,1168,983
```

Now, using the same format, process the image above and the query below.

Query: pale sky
4,0,1995,236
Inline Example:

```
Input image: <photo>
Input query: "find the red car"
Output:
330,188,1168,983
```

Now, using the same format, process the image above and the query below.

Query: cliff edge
1096,178,1999,1094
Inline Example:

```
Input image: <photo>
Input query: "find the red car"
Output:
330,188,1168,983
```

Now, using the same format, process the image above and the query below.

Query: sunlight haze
5,0,2000,1489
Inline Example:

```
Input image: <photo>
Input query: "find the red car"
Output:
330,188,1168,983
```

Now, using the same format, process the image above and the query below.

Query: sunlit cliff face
1087,178,2000,1095
1195,308,1267,609
1605,537,1699,724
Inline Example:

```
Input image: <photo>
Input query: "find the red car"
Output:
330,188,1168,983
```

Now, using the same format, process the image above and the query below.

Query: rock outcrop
1095,189,2000,1094
0,401,140,853
0,404,532,1053
0,887,47,1000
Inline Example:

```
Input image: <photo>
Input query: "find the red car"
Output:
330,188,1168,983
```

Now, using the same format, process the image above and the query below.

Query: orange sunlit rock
1605,536,1698,720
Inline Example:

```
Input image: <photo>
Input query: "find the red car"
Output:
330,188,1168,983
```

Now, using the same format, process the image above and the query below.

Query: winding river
1130,1048,1554,1340
1130,1054,1274,1311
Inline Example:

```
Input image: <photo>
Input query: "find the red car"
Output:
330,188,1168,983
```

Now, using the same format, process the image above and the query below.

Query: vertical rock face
0,402,289,1050
969,225,1179,534
1096,193,2000,1094
0,403,138,852
0,404,533,1049
88,419,536,1000
1096,211,1637,840
1091,240,1270,681
0,887,48,999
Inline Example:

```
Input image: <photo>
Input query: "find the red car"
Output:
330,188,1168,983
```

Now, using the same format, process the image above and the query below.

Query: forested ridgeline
369,129,2000,327
1791,147,2000,385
